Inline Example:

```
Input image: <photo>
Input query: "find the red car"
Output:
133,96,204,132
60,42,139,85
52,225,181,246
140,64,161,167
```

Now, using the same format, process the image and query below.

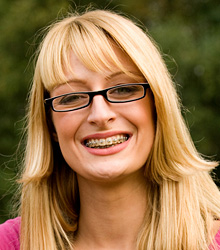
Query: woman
0,9,220,250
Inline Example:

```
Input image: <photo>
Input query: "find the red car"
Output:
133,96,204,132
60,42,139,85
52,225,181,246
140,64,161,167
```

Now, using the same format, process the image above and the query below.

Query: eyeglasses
44,83,150,112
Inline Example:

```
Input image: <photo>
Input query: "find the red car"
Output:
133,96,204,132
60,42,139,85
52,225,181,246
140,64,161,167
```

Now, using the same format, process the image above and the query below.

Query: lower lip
82,137,131,156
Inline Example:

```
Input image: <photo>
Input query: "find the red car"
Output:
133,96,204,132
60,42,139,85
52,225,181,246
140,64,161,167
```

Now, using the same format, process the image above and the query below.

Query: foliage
0,0,219,222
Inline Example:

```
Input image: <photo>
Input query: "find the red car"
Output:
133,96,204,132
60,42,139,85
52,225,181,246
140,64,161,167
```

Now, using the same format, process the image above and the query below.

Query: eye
110,85,142,96
56,93,88,106
107,84,145,102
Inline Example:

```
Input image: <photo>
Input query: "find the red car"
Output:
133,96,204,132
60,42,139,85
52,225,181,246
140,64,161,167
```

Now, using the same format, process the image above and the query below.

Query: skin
50,47,156,249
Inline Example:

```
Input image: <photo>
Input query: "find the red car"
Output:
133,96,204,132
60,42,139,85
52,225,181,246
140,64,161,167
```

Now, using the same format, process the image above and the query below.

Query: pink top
0,217,20,250
0,217,220,249
211,228,220,250
216,229,220,245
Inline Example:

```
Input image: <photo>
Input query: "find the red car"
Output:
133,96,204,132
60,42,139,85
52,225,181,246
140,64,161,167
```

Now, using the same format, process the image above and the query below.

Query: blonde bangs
68,19,128,74
36,15,133,92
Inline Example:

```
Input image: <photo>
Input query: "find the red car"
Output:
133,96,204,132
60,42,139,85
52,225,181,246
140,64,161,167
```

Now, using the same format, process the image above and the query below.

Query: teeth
85,135,128,148
94,139,99,147
99,139,105,146
106,137,112,145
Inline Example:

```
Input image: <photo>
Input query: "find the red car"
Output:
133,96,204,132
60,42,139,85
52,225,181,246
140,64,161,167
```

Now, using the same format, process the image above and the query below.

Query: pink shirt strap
214,228,220,248
0,217,20,250
209,226,220,250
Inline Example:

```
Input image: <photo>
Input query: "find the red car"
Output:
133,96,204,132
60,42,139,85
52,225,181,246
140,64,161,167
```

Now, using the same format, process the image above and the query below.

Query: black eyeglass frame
44,83,150,112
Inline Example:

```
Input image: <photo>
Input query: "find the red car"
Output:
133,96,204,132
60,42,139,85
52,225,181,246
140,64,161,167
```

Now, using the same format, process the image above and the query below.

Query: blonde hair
19,9,220,249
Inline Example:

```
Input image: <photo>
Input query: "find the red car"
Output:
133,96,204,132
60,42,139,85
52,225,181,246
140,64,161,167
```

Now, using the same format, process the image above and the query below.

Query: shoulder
0,217,20,250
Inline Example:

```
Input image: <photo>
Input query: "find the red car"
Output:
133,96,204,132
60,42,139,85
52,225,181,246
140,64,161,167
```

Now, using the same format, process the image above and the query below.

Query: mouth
84,134,129,149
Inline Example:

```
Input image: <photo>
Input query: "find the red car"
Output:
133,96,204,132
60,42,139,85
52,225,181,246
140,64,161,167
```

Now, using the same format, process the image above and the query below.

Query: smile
84,134,129,148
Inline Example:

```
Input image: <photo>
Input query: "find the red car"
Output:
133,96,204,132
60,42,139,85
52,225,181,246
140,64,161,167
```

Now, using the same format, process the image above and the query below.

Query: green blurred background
0,0,219,223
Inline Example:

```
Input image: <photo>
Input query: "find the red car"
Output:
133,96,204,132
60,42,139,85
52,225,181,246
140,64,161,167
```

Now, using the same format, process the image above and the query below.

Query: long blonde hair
19,9,220,249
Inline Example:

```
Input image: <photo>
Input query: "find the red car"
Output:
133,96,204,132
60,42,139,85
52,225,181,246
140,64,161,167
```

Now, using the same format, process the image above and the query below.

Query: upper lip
81,131,132,143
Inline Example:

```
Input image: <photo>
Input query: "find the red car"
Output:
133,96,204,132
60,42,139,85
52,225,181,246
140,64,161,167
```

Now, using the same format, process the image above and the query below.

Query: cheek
137,108,155,147
125,97,156,133
52,113,80,143
129,97,156,150
140,93,156,131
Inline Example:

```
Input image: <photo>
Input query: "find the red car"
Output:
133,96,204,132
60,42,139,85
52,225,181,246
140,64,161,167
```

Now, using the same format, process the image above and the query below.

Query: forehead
50,52,144,96
45,46,141,93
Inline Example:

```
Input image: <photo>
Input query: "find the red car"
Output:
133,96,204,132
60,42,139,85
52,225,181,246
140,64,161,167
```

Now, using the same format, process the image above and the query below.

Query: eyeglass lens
51,84,146,112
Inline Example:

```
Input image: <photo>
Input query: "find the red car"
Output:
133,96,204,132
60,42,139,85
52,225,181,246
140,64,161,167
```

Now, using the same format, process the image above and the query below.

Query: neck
74,169,147,250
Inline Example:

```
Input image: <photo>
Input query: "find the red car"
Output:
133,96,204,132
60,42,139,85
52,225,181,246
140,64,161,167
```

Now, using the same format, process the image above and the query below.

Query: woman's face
50,48,156,182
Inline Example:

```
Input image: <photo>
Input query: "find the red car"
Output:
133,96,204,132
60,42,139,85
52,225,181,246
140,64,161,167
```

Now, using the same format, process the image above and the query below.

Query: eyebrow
64,71,125,84
105,71,125,80
105,71,144,80
65,78,85,84
63,71,143,86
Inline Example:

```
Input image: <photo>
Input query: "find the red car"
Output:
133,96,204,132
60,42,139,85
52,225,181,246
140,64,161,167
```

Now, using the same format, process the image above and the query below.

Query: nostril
87,97,116,126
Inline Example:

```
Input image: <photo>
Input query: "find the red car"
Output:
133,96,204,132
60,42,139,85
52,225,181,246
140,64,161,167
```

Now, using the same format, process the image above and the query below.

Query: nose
87,95,116,127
